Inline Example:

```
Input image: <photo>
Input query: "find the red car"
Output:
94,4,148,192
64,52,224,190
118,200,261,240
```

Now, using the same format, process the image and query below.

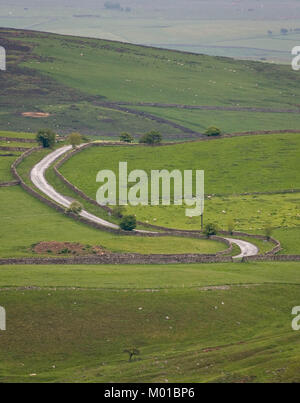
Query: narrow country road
30,145,120,230
225,238,259,259
30,146,259,257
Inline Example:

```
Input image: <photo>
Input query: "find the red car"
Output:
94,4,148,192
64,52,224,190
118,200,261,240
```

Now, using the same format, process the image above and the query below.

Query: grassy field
60,134,300,197
0,153,21,182
133,106,300,134
0,131,36,140
0,186,223,257
0,262,300,382
58,134,300,249
1,28,300,139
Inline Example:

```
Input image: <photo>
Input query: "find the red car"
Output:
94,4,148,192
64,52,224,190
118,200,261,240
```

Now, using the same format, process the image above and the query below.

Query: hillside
1,28,300,139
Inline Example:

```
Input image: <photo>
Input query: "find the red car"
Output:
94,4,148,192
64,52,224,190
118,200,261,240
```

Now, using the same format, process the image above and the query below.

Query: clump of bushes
139,130,162,145
120,215,137,231
120,132,134,143
68,132,82,148
205,126,221,136
204,223,218,238
36,129,56,148
66,201,83,215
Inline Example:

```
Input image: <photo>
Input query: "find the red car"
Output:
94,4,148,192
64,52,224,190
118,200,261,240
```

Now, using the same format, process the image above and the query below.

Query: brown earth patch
22,112,50,118
32,241,108,256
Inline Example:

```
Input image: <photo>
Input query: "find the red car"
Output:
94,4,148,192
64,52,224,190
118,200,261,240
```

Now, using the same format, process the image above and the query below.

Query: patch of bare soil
22,112,50,118
32,241,108,256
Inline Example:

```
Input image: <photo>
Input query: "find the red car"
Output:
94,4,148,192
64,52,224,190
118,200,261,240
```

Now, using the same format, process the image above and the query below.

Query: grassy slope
0,262,300,382
133,106,300,134
59,136,300,235
60,134,300,196
1,28,300,138
23,33,300,108
0,186,223,257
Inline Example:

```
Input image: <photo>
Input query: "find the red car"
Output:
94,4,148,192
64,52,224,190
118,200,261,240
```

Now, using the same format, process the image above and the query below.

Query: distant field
1,1,300,63
133,106,300,134
0,131,36,140
0,262,300,382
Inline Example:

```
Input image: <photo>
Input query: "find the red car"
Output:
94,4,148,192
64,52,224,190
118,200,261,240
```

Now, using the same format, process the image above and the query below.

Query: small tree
139,130,162,145
112,205,125,219
120,132,134,143
36,129,56,148
120,215,137,231
204,223,218,238
264,223,273,240
205,126,221,136
123,348,140,362
68,132,82,148
66,201,83,215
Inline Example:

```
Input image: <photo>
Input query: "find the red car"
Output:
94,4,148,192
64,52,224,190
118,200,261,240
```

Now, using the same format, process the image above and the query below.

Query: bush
204,126,221,136
111,205,125,218
68,132,82,148
120,215,137,231
120,132,134,143
139,130,162,145
66,201,83,215
36,129,56,148
204,223,218,238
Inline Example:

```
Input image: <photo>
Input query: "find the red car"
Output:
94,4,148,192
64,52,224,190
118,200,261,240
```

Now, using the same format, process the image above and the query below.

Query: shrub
120,215,137,231
111,205,125,218
36,129,56,148
120,132,134,143
66,201,83,215
204,223,218,238
205,126,221,136
68,132,82,148
139,130,162,144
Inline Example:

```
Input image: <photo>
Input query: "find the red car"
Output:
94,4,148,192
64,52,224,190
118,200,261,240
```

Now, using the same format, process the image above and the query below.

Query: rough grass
0,262,300,382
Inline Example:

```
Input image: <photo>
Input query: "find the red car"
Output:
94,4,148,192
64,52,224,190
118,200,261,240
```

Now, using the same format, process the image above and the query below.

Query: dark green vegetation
1,28,300,140
0,262,300,382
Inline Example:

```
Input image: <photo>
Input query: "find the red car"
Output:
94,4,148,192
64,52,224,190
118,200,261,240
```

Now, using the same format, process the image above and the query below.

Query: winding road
30,146,259,258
